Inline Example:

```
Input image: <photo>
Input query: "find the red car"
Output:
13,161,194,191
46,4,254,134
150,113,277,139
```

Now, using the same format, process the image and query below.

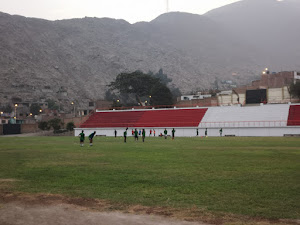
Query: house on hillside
217,71,300,105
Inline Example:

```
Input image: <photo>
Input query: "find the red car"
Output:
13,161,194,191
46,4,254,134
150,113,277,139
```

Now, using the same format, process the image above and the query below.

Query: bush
38,121,50,131
290,81,300,99
30,103,41,116
66,122,75,131
48,118,64,132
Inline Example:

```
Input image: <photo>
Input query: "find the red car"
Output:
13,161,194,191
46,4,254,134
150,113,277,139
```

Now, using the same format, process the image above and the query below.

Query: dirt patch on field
0,202,206,225
0,192,208,225
0,191,299,225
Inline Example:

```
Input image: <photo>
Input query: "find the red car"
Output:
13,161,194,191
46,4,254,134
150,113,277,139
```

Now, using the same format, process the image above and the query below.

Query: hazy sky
0,0,240,23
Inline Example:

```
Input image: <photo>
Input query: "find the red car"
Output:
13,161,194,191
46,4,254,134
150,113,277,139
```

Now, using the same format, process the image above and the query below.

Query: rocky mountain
205,0,300,69
0,0,299,109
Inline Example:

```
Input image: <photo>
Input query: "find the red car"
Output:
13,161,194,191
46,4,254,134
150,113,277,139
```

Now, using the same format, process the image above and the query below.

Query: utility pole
166,0,169,12
14,104,18,120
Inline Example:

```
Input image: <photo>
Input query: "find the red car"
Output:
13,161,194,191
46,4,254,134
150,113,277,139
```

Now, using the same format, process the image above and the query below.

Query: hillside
205,0,300,69
0,0,299,109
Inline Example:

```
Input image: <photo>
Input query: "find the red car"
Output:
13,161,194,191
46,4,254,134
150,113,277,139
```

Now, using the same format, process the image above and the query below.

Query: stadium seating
200,104,290,127
80,111,145,128
80,104,300,129
135,108,207,127
80,108,208,128
287,105,300,126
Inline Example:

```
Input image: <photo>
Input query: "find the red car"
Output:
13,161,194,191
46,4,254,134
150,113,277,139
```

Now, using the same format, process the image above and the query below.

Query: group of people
202,128,223,137
79,127,223,146
125,129,157,137
124,128,153,143
79,130,96,147
124,128,176,143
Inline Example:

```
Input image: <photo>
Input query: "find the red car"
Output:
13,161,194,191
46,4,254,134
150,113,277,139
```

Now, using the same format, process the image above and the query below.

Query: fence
199,120,291,128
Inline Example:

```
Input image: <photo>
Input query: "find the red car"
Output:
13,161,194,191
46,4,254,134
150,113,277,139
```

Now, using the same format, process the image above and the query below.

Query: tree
104,90,118,101
213,77,219,90
2,104,12,113
150,83,173,106
46,99,59,110
290,81,300,99
30,103,41,116
151,69,181,102
289,81,300,98
66,122,75,131
152,68,172,85
109,71,173,106
48,118,64,132
38,121,50,131
169,84,182,102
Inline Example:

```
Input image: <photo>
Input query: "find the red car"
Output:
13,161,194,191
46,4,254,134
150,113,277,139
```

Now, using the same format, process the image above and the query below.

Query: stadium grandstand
75,103,300,137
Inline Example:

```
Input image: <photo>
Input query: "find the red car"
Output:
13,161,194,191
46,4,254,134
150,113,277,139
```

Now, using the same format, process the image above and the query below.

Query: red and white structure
75,104,300,137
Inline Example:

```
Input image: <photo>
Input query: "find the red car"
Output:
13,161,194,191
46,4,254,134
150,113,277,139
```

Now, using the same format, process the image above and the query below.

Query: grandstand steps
287,105,300,126
80,108,207,128
200,104,290,127
76,104,300,137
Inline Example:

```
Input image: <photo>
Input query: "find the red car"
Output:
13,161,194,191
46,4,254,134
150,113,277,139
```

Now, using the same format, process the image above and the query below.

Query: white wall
75,104,300,137
268,88,281,103
75,126,300,137
218,95,232,106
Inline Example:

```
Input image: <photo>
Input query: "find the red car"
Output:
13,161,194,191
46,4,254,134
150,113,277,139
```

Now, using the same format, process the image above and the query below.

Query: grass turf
0,136,299,219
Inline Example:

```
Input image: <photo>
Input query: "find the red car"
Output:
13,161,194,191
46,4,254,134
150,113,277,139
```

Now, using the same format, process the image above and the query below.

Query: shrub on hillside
48,118,64,132
38,121,50,131
66,122,75,131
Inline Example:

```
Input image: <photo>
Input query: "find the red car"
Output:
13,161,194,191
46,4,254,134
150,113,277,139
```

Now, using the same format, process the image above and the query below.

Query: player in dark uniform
164,129,168,139
124,128,128,143
134,129,138,141
79,130,85,147
142,129,146,142
171,128,175,140
89,131,96,146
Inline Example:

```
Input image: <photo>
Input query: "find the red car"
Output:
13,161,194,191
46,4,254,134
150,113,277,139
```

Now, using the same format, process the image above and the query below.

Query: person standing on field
89,131,96,146
219,128,223,137
124,128,128,143
142,129,146,142
149,129,152,136
205,128,208,137
196,128,199,136
79,130,85,147
134,128,138,141
114,129,117,138
164,128,168,139
172,128,175,140
153,129,156,137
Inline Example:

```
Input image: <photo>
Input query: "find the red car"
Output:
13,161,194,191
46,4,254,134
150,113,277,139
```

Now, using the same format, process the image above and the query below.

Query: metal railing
199,120,291,128
80,120,300,128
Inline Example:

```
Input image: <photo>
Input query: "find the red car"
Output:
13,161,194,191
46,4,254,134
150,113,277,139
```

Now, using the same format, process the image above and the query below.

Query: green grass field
0,136,299,220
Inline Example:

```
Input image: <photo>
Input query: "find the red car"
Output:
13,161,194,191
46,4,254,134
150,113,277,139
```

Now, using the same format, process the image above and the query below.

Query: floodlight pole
14,104,18,120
